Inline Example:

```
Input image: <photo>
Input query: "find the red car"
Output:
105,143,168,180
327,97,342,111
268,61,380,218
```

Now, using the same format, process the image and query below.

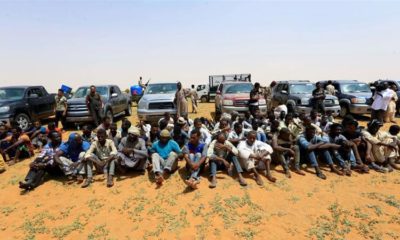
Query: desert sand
0,103,399,240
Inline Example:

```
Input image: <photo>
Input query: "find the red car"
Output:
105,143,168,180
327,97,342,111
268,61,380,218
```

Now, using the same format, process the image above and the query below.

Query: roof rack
209,74,251,82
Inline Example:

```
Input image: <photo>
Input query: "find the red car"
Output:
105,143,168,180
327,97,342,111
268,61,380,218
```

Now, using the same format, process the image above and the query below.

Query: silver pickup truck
66,85,131,126
137,82,177,123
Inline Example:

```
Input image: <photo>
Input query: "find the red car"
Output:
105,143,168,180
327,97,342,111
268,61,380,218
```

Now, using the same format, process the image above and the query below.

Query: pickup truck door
39,87,55,115
115,87,126,113
272,84,283,104
281,84,289,103
109,86,123,114
26,87,47,118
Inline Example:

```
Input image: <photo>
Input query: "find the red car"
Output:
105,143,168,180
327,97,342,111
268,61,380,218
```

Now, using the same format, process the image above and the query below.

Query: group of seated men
1,108,400,191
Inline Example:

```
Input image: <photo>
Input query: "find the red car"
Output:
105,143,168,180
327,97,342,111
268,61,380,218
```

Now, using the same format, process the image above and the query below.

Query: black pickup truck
0,86,56,130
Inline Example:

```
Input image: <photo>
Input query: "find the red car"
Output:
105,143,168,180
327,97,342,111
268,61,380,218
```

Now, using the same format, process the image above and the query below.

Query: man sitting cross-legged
117,127,148,173
54,133,91,183
297,125,343,180
207,132,247,188
82,128,118,188
238,131,276,186
150,129,182,185
182,129,207,189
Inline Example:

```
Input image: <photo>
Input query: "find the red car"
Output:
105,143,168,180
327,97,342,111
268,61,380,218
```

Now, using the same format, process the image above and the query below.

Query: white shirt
237,140,273,160
371,89,393,111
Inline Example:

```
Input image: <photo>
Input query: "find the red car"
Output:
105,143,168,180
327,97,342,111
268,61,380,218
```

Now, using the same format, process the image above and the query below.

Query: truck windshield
0,88,25,101
145,84,177,94
289,84,314,94
341,83,371,93
73,87,109,98
224,84,253,94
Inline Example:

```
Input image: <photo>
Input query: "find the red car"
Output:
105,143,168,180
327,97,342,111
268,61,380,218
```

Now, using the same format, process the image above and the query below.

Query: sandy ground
0,103,399,240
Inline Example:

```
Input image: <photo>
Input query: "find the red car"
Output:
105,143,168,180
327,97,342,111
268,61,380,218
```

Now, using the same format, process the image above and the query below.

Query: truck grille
68,104,88,111
324,99,335,106
149,102,175,110
234,100,248,106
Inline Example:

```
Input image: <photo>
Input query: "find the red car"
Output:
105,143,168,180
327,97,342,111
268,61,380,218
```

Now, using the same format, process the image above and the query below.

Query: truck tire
339,104,349,118
105,109,113,122
15,113,31,131
125,104,132,116
201,96,208,103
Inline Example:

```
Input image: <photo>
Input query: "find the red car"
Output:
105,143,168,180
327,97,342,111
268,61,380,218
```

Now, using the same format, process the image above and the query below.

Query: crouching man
19,131,62,190
151,129,182,185
117,127,148,173
82,128,118,188
237,131,276,186
54,133,91,182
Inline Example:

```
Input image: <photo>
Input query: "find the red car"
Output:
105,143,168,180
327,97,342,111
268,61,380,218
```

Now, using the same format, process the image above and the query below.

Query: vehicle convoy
271,80,340,115
215,78,267,115
137,82,177,122
0,86,56,130
318,80,372,117
66,85,131,126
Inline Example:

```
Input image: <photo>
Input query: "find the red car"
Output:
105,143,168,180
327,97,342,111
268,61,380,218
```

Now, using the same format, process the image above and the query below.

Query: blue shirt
183,142,206,156
59,140,91,162
151,140,181,159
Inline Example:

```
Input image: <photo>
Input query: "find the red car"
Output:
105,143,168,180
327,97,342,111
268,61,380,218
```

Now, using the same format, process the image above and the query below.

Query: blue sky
0,1,399,91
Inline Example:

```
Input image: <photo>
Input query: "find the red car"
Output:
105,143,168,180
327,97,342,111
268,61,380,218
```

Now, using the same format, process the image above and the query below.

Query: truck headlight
138,100,147,109
0,106,10,113
223,100,234,106
334,99,339,105
301,98,309,105
351,98,366,104
258,99,266,105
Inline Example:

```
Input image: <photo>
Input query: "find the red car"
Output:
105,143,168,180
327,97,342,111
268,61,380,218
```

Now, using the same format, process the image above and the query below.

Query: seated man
81,124,96,143
82,128,118,188
327,123,369,176
251,120,267,143
26,121,47,150
189,118,212,146
298,126,343,180
272,128,305,178
211,119,231,139
362,120,399,172
19,131,62,190
150,129,182,185
158,112,174,127
228,122,247,147
117,127,148,172
0,127,34,165
108,123,122,147
54,133,91,181
388,125,400,166
238,131,276,185
120,119,132,138
182,129,207,189
0,124,11,173
95,116,112,133
207,132,247,188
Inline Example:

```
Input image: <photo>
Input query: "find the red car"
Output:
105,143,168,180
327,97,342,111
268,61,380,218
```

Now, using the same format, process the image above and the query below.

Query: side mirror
111,93,118,98
281,90,288,94
28,94,39,99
